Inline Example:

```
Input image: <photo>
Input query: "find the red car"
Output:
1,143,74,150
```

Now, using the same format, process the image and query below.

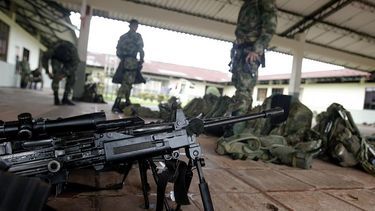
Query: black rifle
0,108,284,211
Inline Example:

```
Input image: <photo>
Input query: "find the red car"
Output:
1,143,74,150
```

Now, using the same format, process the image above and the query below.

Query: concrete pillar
288,33,306,99
73,0,92,99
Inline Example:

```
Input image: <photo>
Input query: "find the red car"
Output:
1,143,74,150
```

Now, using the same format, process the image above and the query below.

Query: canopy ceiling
56,0,375,72
0,0,77,47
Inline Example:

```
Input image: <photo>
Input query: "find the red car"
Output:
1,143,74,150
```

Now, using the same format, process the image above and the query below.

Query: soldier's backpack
216,95,318,164
313,103,375,175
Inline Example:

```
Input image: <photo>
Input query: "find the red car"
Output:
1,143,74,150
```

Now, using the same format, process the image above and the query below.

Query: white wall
251,82,375,124
301,83,367,112
223,85,235,97
0,60,17,86
0,11,48,87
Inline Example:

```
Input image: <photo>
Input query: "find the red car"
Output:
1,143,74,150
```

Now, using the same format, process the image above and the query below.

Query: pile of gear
182,93,375,174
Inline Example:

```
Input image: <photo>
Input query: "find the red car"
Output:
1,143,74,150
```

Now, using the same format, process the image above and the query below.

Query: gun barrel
203,107,284,128
96,116,145,132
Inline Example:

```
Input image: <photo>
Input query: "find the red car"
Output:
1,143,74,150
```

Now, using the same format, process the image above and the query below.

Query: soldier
29,66,44,90
229,0,277,115
19,54,31,89
112,19,145,113
42,40,79,105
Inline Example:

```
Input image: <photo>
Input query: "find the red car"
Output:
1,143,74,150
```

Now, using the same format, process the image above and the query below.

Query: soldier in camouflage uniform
230,0,277,114
112,19,145,113
19,54,31,89
42,40,79,105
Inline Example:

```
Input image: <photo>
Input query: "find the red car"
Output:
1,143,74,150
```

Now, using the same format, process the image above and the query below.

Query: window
272,88,284,95
257,88,267,101
364,87,375,110
0,19,9,61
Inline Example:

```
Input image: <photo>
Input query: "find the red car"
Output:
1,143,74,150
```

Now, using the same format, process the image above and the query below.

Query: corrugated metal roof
0,0,78,47
57,0,375,72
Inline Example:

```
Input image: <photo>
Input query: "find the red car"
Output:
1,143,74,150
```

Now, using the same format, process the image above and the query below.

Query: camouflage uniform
29,67,44,89
19,58,31,89
42,40,79,105
230,0,277,113
112,19,145,113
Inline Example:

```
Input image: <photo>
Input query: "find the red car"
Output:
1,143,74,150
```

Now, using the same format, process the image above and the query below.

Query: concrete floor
1,87,374,211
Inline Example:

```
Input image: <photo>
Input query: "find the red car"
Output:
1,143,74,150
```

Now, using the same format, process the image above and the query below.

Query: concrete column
288,33,306,99
73,0,92,99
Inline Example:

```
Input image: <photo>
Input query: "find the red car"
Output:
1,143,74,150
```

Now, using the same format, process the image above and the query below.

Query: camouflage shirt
116,30,144,69
42,40,79,71
235,0,277,54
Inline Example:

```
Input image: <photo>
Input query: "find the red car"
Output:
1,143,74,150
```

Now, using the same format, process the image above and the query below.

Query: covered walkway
1,88,374,210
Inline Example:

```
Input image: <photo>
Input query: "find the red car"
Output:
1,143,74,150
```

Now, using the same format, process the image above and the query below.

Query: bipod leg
138,159,150,209
103,162,133,190
195,158,214,211
120,162,133,185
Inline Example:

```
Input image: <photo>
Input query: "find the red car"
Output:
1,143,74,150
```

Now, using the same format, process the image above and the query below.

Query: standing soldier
112,19,145,113
19,54,31,89
42,40,80,105
229,0,277,115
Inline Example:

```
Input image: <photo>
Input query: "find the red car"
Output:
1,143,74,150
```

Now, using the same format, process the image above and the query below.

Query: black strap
155,160,191,211
174,161,191,205
0,171,51,211
156,169,169,211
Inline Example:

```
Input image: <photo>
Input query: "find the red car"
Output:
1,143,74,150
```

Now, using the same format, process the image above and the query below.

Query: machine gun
0,108,284,211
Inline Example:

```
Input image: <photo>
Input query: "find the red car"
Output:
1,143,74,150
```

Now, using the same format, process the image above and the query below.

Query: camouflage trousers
230,54,260,134
231,55,260,114
20,72,30,89
51,59,76,96
117,70,137,101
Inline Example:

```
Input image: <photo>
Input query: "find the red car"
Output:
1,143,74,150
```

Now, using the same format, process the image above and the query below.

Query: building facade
0,11,46,87
248,70,375,124
86,52,231,104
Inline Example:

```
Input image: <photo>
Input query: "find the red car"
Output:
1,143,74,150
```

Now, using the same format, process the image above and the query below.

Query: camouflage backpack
216,95,321,169
183,94,219,118
313,103,375,175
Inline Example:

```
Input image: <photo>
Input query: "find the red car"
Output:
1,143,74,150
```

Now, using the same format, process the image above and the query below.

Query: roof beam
56,0,375,71
356,0,375,10
278,8,375,43
280,0,355,38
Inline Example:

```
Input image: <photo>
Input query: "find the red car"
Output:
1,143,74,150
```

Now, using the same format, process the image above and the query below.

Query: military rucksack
313,103,375,175
216,95,321,169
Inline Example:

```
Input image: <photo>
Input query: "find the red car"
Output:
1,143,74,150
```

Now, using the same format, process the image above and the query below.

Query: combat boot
124,99,132,107
112,97,123,113
62,94,75,106
54,91,60,105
